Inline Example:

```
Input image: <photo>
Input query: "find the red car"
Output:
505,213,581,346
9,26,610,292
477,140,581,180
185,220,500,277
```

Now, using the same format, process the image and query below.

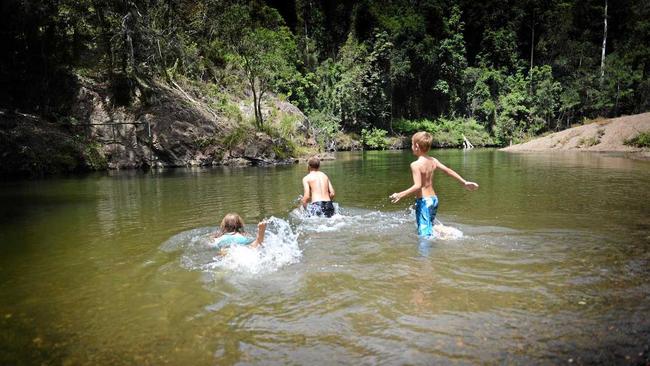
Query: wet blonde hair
219,213,245,235
412,131,433,152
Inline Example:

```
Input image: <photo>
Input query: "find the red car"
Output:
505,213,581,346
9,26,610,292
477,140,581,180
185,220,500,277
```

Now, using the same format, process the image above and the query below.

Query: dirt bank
502,112,650,158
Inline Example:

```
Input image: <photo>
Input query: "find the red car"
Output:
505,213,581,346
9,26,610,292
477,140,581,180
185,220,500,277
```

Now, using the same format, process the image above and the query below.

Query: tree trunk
530,11,535,74
529,25,535,95
251,85,260,128
615,80,620,114
258,89,266,128
600,0,608,86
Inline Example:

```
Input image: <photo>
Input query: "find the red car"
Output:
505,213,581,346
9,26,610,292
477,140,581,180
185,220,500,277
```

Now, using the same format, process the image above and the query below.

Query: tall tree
600,0,608,85
230,27,297,128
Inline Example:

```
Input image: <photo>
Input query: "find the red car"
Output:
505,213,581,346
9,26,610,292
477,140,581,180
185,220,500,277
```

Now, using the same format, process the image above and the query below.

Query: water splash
160,217,301,275
203,216,301,275
292,205,464,241
433,219,464,240
289,203,351,233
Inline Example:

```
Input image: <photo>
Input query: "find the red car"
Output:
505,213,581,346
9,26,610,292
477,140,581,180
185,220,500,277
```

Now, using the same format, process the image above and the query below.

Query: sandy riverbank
501,112,650,159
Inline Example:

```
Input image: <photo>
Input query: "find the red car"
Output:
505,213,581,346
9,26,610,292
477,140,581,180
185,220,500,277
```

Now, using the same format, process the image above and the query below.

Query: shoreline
501,112,650,158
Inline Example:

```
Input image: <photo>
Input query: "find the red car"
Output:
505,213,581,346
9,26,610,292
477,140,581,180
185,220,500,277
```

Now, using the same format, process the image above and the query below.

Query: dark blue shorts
307,201,335,218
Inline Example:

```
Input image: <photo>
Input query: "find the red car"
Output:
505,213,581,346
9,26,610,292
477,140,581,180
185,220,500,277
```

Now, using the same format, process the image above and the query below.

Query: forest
1,0,649,161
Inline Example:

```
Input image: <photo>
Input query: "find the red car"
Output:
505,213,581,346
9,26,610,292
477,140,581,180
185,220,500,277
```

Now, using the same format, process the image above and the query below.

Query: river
1,149,649,365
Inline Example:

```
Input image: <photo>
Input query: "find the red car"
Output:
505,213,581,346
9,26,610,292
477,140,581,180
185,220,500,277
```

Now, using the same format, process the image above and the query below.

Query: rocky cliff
1,77,314,176
71,78,311,169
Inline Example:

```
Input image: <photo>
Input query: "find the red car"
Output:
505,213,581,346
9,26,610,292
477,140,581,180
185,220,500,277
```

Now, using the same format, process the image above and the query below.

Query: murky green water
1,149,649,365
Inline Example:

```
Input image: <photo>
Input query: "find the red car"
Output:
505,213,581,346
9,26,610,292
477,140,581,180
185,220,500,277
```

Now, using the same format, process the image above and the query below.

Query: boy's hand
258,220,268,231
389,193,401,203
464,181,479,191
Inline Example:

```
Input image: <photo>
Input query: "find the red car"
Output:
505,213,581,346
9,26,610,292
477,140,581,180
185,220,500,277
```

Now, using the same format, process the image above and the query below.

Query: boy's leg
429,196,439,226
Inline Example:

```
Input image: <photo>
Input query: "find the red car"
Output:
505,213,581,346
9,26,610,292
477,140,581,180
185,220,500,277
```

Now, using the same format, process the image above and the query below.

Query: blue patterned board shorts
415,196,439,237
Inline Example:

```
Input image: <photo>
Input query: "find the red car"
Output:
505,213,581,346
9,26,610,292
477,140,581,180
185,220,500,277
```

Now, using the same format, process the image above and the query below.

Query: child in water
390,131,479,237
213,213,267,253
301,156,336,217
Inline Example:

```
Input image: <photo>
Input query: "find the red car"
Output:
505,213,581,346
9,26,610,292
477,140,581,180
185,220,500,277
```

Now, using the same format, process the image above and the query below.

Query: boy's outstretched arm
250,220,267,248
390,163,422,203
435,159,479,191
301,177,311,208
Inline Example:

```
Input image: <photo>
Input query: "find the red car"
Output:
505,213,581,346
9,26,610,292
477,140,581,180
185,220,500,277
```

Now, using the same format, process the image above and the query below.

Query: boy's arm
390,162,422,203
435,159,479,191
250,221,267,248
328,178,335,200
301,177,311,208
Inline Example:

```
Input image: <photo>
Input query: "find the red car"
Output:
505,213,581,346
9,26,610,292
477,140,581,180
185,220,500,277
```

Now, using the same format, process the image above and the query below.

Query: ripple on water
153,203,650,364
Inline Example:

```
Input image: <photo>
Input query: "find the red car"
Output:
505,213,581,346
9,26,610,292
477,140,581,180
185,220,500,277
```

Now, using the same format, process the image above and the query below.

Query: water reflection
0,149,649,364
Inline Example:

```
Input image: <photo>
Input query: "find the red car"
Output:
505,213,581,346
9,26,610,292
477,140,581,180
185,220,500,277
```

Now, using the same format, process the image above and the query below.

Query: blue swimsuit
415,196,439,237
214,233,254,249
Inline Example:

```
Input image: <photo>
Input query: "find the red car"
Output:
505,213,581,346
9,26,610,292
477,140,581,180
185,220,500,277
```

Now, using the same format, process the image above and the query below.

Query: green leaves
361,128,389,149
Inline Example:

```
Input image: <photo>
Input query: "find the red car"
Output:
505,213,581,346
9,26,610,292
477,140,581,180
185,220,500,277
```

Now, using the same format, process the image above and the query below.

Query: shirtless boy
390,132,479,237
301,156,336,217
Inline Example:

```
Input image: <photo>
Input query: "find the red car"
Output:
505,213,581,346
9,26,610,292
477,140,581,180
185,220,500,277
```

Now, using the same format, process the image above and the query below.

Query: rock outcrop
70,78,307,169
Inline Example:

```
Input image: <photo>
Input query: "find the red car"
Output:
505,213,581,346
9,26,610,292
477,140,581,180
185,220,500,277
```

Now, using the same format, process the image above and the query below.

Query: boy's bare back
302,171,334,203
411,156,437,198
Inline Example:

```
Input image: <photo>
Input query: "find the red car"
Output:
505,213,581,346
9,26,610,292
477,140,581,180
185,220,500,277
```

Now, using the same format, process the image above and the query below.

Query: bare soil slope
502,112,650,154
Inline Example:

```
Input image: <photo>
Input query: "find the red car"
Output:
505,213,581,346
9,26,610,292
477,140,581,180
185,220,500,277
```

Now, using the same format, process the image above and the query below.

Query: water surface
1,149,649,365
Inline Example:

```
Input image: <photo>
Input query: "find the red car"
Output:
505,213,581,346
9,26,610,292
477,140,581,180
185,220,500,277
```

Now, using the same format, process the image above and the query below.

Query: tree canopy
1,0,648,146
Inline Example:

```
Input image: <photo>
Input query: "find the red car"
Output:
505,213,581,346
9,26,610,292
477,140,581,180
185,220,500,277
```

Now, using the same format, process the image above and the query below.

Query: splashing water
205,216,301,274
433,219,464,240
291,204,464,241
289,203,350,233
160,217,301,275
160,206,463,278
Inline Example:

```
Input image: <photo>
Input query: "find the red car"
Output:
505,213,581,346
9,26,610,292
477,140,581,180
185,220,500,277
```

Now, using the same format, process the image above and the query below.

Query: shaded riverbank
0,76,315,177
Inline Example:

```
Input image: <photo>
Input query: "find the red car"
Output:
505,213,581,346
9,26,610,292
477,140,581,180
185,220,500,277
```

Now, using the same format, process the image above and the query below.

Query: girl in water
213,213,267,253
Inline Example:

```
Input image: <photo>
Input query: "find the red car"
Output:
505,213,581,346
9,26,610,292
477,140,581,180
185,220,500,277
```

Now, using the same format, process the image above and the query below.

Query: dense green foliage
361,128,389,150
394,117,493,147
1,0,649,149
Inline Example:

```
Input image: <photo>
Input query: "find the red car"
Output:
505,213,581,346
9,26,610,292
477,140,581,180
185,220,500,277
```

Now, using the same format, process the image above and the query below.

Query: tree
432,6,468,115
229,27,297,128
529,65,562,130
600,0,608,86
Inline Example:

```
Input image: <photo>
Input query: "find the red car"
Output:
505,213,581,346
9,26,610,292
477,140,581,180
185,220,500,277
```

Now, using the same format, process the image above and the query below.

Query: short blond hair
412,131,433,152
307,156,320,169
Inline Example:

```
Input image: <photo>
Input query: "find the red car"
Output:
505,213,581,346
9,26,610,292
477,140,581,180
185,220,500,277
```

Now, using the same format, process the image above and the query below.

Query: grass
577,136,600,148
221,125,250,150
624,131,650,148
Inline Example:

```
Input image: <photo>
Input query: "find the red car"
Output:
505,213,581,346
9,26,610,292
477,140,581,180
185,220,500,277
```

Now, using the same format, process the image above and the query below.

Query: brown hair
218,213,245,236
307,156,320,170
412,131,433,152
